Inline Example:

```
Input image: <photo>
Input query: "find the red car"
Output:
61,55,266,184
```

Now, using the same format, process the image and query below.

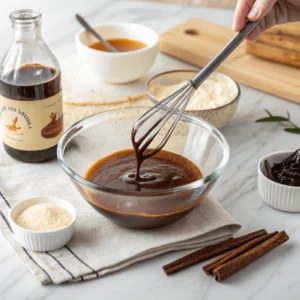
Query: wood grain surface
159,18,300,104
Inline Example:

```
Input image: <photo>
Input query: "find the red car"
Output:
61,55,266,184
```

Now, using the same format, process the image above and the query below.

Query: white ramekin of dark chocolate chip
258,150,300,212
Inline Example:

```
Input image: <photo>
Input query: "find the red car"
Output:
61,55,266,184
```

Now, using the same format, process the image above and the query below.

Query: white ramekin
258,151,300,212
8,196,77,252
75,22,159,83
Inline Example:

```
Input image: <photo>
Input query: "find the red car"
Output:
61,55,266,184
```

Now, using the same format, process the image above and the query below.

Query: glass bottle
0,9,63,163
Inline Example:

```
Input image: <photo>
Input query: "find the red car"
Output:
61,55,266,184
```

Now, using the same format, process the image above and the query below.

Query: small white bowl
8,196,77,252
258,151,300,212
75,22,159,83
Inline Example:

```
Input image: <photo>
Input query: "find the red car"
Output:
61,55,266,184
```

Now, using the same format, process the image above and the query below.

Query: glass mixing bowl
57,107,229,229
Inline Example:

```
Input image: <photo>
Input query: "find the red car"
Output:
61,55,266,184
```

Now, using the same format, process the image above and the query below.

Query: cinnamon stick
213,230,289,282
203,231,278,275
163,229,267,275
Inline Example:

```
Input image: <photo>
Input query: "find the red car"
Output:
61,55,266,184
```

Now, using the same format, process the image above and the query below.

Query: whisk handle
191,21,260,89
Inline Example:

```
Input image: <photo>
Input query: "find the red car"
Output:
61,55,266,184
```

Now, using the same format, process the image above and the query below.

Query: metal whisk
132,21,259,162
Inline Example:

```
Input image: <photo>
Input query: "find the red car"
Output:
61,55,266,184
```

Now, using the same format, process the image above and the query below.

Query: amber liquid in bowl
84,149,204,228
89,38,147,52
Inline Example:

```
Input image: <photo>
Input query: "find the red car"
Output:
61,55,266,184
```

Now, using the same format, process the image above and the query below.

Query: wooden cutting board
159,18,300,104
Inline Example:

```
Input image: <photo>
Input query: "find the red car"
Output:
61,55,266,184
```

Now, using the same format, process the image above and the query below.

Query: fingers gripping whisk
131,81,196,160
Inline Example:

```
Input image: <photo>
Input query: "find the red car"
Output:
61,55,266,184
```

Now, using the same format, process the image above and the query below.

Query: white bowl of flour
8,196,77,252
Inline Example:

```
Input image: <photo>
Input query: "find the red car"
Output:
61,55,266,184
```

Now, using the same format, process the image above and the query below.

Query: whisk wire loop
133,84,188,134
142,87,195,159
132,82,195,159
136,85,188,146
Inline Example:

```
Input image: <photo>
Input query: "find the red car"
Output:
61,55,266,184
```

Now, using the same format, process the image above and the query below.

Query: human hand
233,0,300,42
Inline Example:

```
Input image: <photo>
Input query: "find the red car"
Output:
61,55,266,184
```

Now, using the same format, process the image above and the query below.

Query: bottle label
0,91,63,151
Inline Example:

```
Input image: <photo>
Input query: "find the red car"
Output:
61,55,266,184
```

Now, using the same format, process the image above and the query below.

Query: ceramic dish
75,22,159,83
57,107,229,229
258,151,300,212
8,196,77,251
146,70,240,129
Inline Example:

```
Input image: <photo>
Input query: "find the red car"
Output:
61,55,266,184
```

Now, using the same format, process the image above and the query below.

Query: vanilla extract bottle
0,9,63,162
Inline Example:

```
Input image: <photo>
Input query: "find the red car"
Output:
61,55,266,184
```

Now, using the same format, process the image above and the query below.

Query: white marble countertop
1,1,300,299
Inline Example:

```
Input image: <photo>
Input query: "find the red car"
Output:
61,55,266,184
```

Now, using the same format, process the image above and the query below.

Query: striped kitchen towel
0,146,240,285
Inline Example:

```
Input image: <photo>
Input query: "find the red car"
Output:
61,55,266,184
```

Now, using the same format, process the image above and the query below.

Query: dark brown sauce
0,64,61,162
85,149,203,192
84,148,205,228
265,149,300,186
89,38,147,52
